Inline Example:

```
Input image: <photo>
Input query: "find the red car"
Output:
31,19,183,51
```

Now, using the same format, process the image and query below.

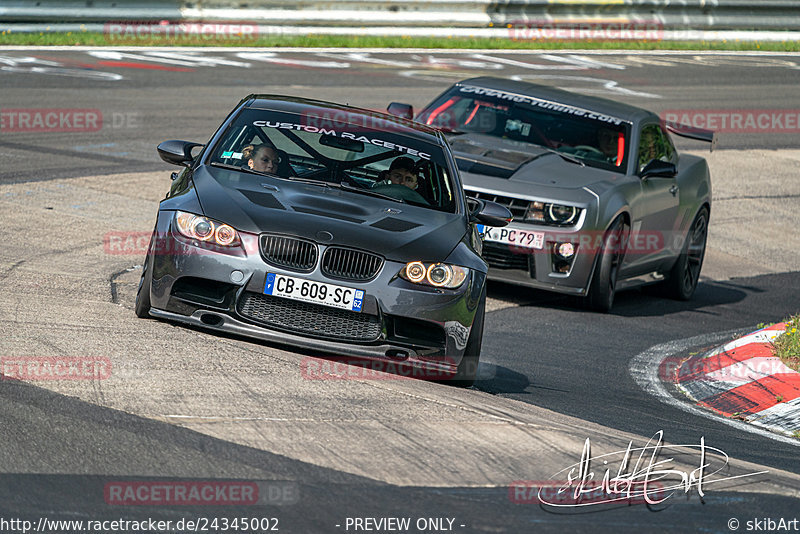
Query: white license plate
477,224,544,250
263,273,364,312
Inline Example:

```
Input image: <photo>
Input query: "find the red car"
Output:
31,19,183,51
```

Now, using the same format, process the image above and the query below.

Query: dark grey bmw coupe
135,95,510,386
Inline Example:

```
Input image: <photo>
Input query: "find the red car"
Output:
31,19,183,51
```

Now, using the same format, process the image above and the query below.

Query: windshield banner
252,120,432,160
457,86,625,126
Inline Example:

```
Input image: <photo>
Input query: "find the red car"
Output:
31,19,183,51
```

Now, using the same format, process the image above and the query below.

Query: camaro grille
482,242,531,271
466,190,530,219
238,293,381,342
321,247,384,281
260,235,318,272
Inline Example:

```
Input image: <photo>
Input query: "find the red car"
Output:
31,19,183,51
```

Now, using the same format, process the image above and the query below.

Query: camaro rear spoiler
666,124,717,152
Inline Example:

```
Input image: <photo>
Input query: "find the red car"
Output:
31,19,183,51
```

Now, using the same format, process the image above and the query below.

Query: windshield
208,108,458,212
417,85,632,173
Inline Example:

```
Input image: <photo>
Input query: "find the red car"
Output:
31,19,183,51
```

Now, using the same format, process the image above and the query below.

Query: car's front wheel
134,255,153,318
662,206,708,300
446,287,485,388
587,216,628,313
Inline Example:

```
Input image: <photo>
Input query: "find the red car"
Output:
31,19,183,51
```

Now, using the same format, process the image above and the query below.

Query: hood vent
455,157,517,179
238,189,286,210
293,206,365,224
369,218,421,232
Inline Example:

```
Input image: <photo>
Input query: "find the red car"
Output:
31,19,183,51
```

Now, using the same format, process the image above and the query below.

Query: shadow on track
485,278,749,318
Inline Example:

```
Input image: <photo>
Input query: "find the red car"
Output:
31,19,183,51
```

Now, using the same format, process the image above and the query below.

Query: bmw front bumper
144,211,484,372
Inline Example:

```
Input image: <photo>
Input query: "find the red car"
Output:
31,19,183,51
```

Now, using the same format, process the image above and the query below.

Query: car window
416,85,632,173
638,124,676,173
208,109,457,212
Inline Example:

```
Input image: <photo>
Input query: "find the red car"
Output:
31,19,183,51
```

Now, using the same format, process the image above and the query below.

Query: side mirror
387,102,414,120
640,159,677,179
468,198,512,228
157,140,204,167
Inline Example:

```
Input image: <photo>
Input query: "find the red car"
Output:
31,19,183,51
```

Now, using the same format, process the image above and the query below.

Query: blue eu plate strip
264,273,276,295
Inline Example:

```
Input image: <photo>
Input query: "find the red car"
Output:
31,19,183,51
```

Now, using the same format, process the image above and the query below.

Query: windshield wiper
519,144,585,167
338,183,405,203
289,176,340,188
288,178,405,204
547,148,585,167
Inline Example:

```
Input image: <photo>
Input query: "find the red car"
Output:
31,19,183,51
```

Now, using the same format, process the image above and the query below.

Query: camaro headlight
399,262,468,289
525,201,581,226
175,211,241,247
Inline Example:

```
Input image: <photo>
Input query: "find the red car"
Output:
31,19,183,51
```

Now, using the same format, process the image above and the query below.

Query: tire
446,287,486,388
587,216,628,313
134,254,153,318
662,206,708,300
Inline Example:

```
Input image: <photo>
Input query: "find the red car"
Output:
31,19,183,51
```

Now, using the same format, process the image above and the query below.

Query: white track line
629,328,800,447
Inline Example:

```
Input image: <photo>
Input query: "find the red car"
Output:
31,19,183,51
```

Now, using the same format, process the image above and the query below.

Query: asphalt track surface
1,49,800,533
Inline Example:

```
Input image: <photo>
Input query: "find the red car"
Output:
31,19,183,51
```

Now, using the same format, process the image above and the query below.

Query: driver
376,156,419,190
597,128,620,163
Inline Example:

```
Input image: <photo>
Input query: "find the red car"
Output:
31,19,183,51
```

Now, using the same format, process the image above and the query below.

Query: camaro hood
190,165,466,261
449,133,618,191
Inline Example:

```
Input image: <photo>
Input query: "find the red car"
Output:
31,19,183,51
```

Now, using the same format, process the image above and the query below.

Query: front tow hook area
385,349,410,360
200,313,224,327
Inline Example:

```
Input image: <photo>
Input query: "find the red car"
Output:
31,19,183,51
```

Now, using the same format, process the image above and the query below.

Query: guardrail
2,0,800,31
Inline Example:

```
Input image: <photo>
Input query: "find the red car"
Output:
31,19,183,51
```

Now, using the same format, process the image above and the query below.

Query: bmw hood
190,165,466,261
449,133,618,190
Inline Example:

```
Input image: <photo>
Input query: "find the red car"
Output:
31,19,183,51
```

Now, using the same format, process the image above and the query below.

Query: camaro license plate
477,224,544,250
264,273,364,312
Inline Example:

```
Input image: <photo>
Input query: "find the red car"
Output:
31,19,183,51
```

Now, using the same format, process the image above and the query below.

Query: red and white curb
675,323,800,437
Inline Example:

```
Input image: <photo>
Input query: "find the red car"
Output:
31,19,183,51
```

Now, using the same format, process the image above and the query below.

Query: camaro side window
638,124,676,172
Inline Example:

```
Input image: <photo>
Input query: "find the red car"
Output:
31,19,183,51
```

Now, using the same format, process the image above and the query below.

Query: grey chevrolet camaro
389,77,714,312
135,95,511,386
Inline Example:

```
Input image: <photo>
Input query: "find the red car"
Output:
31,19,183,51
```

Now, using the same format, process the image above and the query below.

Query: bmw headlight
399,262,468,289
175,211,241,247
525,201,581,226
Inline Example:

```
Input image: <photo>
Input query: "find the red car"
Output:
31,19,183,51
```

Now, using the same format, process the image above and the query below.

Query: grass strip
2,31,800,51
773,315,800,372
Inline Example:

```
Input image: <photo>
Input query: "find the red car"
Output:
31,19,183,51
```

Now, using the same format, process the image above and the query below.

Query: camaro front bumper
144,211,484,371
479,223,599,296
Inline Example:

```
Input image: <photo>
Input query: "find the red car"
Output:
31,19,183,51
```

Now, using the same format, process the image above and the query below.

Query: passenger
242,144,280,174
638,129,659,172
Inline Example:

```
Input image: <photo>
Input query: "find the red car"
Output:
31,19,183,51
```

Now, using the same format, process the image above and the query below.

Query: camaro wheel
663,206,709,300
134,254,153,319
587,216,628,313
446,287,485,388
